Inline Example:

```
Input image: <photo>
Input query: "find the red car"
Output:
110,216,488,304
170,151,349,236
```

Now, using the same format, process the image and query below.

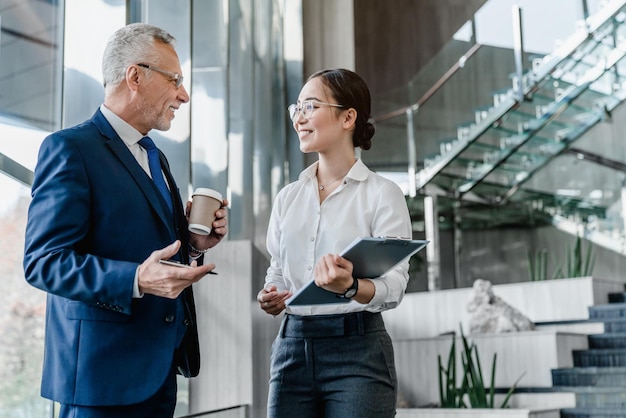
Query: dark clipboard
286,237,429,306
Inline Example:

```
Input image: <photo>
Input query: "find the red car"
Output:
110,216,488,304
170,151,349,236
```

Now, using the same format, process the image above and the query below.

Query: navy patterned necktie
138,136,173,214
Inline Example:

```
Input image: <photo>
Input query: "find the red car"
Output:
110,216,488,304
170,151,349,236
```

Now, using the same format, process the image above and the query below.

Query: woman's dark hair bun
357,120,375,150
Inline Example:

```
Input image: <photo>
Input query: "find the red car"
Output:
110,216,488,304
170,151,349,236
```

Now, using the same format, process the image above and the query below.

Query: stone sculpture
467,279,535,334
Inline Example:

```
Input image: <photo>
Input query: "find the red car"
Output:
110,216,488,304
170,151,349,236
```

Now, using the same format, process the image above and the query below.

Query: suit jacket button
165,314,175,323
183,319,190,326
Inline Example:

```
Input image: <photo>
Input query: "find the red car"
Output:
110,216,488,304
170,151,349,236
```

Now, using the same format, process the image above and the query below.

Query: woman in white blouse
257,68,412,418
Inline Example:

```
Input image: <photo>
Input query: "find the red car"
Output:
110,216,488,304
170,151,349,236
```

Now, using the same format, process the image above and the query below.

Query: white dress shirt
100,105,150,175
265,158,413,316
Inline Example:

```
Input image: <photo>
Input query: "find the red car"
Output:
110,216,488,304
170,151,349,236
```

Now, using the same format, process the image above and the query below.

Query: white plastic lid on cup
192,188,223,201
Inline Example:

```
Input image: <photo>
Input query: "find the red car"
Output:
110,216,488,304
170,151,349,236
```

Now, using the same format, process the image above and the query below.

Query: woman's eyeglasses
288,100,345,122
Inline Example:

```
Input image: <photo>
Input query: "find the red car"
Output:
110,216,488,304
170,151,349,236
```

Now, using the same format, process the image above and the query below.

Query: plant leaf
500,371,526,408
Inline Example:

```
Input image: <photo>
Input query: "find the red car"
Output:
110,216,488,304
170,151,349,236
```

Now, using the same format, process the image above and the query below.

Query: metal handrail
373,42,483,123
0,152,33,187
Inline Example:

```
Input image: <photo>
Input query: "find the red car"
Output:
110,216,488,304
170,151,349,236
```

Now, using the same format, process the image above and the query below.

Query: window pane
0,1,62,415
0,0,64,132
0,173,49,418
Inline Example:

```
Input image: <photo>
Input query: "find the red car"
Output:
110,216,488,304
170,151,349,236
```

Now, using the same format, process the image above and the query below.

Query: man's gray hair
102,23,176,93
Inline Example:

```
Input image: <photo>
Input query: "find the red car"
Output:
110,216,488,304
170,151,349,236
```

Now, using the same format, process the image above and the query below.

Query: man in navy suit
23,23,227,418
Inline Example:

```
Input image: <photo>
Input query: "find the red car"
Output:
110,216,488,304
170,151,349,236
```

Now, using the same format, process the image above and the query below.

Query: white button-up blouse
264,158,413,316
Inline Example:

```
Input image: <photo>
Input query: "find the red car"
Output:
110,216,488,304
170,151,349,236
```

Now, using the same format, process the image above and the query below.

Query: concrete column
302,0,355,75
424,194,441,290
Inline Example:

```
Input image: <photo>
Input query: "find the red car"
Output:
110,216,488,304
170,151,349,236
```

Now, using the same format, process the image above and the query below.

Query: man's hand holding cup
186,188,228,251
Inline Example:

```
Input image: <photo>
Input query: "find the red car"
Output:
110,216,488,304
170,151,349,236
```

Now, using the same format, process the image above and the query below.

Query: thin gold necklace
318,172,348,190
319,178,341,191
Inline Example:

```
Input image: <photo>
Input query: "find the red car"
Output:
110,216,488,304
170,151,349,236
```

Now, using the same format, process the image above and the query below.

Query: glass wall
0,0,299,416
0,175,47,418
0,0,64,416
0,0,63,132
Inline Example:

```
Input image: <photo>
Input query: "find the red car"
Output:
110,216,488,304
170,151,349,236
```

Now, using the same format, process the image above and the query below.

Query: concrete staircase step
589,303,626,320
551,286,626,415
589,333,626,349
573,349,626,367
553,386,626,408
597,318,626,333
552,367,626,386
560,407,626,417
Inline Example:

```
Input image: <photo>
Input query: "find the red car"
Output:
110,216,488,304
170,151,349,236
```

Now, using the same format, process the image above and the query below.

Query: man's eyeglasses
137,63,184,88
288,100,345,122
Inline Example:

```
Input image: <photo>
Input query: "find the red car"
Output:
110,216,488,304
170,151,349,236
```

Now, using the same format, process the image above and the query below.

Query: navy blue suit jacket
23,109,199,406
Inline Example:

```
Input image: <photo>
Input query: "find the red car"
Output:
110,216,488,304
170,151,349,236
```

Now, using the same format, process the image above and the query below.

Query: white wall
190,241,254,413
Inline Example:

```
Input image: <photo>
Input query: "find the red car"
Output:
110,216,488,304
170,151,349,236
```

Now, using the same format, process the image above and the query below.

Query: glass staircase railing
419,0,626,196
368,0,626,255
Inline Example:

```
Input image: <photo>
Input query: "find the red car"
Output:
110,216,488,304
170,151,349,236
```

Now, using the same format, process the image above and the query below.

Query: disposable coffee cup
188,188,223,235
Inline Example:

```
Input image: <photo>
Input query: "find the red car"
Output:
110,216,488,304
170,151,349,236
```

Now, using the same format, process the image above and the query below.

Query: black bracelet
189,242,210,254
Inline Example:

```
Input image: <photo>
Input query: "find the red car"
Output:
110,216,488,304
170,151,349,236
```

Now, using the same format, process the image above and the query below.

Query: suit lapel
90,110,175,231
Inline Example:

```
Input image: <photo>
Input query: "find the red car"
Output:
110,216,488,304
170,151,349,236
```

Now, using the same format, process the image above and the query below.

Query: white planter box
396,408,561,418
394,331,585,407
396,393,575,418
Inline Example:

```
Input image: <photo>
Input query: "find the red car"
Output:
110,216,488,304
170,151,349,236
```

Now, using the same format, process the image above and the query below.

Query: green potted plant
438,325,523,410
527,235,594,281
